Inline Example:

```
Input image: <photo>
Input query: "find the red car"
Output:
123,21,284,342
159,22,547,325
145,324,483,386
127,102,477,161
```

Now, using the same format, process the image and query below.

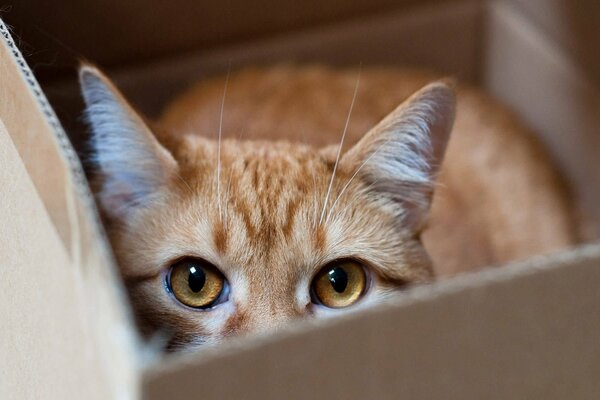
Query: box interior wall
1,0,599,399
37,0,600,230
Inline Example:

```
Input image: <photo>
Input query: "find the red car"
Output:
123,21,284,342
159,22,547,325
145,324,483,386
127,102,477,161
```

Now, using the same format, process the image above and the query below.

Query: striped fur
81,65,577,351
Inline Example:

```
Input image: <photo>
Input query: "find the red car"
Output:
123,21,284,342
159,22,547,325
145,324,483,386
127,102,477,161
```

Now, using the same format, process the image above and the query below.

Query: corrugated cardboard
1,0,599,398
143,246,600,400
0,20,138,400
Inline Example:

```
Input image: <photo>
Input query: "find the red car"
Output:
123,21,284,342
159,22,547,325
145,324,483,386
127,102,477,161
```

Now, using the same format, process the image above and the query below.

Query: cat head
80,65,455,351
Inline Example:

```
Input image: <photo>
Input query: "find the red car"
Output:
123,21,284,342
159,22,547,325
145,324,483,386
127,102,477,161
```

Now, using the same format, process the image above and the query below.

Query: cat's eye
311,260,367,308
168,258,227,309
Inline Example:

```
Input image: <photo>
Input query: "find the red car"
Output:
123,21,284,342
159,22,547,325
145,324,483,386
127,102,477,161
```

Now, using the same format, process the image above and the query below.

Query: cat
79,64,578,351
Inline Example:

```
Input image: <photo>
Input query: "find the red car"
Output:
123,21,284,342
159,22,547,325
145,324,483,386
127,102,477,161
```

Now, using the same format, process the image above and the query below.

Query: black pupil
187,265,206,293
328,267,348,293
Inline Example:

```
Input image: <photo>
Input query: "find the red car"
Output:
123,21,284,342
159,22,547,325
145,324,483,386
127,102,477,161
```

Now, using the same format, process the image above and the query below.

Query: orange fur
81,65,578,351
161,66,578,276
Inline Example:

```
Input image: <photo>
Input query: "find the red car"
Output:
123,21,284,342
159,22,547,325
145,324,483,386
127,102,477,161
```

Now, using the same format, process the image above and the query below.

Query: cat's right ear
79,65,177,220
340,81,456,232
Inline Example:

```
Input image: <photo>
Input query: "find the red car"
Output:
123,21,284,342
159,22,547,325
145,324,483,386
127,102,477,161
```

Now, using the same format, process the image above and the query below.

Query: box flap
143,246,600,399
0,20,139,399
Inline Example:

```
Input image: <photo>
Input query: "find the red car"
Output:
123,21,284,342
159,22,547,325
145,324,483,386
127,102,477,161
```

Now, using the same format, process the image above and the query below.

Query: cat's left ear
79,65,177,220
341,81,456,231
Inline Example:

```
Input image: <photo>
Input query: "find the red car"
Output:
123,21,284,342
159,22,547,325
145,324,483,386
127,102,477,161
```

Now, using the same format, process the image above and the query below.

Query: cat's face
80,66,455,351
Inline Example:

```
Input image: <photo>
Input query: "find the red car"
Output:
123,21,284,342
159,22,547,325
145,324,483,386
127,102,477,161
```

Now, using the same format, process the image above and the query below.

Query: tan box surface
0,21,138,400
1,0,599,398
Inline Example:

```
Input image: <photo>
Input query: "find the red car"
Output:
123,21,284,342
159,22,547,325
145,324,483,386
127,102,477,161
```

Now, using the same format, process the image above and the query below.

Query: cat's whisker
216,62,232,222
223,167,234,226
318,67,361,226
325,137,393,225
330,179,379,226
310,161,318,229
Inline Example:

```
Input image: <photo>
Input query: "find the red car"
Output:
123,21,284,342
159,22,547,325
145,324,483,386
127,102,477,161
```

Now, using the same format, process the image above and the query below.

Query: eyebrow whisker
216,62,232,222
324,136,392,225
318,66,361,226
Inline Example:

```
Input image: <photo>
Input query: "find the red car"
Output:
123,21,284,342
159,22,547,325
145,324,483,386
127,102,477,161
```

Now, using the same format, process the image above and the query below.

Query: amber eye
311,260,367,308
168,258,226,309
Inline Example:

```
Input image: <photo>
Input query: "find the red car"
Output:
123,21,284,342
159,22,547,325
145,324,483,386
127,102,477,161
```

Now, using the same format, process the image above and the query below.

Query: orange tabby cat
80,65,577,351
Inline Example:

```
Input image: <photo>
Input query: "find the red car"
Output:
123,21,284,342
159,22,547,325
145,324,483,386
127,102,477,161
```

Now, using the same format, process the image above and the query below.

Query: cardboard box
1,0,599,398
0,20,139,400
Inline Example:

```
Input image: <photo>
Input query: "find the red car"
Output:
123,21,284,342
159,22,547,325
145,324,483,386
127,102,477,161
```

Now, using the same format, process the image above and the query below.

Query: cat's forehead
121,136,426,285
173,135,334,186
159,136,382,267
